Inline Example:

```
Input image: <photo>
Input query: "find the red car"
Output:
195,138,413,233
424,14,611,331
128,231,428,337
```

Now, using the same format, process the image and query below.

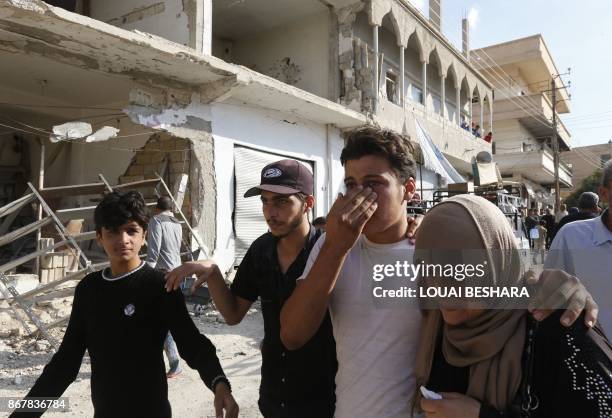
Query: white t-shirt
299,234,421,418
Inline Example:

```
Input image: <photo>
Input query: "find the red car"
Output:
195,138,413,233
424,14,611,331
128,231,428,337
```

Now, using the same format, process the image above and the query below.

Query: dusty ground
0,301,264,417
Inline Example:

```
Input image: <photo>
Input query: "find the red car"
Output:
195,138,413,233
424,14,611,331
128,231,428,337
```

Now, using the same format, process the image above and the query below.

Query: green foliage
564,169,602,208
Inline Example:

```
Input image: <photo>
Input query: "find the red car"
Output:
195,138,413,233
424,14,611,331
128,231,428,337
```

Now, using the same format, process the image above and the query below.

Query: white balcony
494,148,572,188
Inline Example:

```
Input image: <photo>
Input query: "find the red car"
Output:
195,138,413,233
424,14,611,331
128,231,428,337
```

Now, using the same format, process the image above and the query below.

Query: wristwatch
211,375,231,392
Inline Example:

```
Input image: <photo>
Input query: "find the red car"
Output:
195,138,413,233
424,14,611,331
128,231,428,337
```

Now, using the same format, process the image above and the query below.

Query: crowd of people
10,126,612,418
524,190,603,253
460,119,493,143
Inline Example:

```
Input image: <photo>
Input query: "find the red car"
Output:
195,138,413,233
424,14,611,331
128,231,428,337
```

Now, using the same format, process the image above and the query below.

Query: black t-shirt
557,211,598,231
542,214,556,231
230,227,337,418
12,264,226,418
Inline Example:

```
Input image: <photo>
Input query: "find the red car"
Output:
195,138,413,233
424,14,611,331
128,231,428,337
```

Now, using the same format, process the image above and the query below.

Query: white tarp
414,118,465,185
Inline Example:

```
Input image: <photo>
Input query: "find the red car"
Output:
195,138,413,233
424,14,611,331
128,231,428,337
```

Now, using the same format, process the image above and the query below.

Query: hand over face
324,186,378,253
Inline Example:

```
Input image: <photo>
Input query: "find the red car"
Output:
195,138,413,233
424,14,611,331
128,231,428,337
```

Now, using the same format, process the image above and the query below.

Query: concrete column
399,46,405,106
202,0,212,55
373,25,380,112
455,86,461,125
462,18,470,60
489,100,494,133
468,95,473,128
480,99,484,131
421,61,427,110
440,75,446,119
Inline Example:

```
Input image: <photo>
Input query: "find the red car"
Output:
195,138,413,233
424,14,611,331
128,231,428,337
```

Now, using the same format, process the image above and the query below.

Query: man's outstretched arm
165,261,252,325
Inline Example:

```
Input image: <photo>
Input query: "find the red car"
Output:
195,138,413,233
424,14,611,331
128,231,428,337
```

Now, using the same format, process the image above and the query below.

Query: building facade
472,35,573,209
0,0,492,270
561,142,612,195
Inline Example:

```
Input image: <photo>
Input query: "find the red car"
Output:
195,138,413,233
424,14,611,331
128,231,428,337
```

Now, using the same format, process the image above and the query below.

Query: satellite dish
476,151,492,163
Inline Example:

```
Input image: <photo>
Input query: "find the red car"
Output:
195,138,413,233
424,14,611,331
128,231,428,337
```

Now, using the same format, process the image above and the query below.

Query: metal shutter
233,146,313,262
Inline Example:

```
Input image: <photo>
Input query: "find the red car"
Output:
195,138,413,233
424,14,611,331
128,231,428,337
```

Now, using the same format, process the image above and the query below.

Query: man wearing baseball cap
165,159,338,417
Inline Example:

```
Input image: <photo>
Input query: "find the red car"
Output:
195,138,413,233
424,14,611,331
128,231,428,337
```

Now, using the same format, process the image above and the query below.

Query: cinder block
136,154,152,165
40,254,54,269
62,254,72,268
40,269,51,284
39,238,54,250
150,153,165,163
170,162,187,174
143,164,158,175
169,151,185,163
128,165,144,176
162,139,177,150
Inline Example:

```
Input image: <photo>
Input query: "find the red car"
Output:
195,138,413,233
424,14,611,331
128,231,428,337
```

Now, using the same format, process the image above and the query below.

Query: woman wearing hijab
413,195,612,418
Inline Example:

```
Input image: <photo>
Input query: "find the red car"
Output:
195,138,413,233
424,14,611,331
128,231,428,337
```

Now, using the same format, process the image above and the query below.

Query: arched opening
404,31,424,105
445,65,459,123
472,86,483,138
459,77,471,130
427,48,443,116
379,13,401,105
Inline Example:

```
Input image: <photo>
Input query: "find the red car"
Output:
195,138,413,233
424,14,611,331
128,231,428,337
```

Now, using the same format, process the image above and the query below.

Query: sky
409,0,612,148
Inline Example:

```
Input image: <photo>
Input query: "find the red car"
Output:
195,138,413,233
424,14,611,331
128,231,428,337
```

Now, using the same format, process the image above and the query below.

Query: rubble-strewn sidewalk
0,302,264,417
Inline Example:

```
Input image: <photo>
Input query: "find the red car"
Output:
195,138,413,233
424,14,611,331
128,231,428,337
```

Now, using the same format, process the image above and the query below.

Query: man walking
165,160,338,417
147,196,183,378
556,191,600,230
546,161,612,338
541,207,556,248
525,209,539,249
280,127,600,418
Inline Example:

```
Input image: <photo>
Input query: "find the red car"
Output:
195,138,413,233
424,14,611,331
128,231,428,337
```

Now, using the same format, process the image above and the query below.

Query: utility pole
543,69,571,213
551,78,561,213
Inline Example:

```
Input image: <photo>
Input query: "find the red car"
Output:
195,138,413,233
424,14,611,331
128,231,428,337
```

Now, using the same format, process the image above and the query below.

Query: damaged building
0,0,494,315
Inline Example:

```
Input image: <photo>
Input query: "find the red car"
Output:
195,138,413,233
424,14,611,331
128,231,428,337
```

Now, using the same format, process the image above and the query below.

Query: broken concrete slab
50,121,92,142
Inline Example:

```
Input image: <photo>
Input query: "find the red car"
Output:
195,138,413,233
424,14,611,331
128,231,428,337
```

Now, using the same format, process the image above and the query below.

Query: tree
564,169,602,208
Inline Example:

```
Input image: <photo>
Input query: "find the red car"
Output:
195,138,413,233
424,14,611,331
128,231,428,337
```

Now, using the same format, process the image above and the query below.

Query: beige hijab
413,195,527,411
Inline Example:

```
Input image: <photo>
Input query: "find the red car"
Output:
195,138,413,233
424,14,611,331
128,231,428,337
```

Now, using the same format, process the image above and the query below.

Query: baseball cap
244,159,314,198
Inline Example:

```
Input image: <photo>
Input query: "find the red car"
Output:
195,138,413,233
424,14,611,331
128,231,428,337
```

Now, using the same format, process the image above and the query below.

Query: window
412,86,423,105
385,71,398,104
432,95,441,115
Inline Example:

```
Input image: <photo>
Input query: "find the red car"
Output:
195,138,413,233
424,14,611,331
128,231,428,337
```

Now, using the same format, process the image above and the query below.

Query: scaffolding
0,174,208,350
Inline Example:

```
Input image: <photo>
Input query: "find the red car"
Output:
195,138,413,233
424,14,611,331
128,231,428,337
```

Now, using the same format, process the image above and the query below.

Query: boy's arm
162,288,239,417
162,288,226,390
146,218,162,268
10,283,88,417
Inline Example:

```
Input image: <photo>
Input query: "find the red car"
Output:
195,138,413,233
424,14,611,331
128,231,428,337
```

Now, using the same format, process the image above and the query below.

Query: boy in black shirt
11,191,238,418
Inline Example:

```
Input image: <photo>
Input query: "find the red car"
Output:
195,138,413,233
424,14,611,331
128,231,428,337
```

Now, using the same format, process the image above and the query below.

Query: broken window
385,72,398,104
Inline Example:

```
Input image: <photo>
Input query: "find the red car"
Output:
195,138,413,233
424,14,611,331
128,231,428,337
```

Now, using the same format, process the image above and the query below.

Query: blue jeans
164,332,180,370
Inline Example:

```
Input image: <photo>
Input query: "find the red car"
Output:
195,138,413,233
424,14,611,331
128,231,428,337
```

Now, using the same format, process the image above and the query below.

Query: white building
472,35,573,209
0,0,492,270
